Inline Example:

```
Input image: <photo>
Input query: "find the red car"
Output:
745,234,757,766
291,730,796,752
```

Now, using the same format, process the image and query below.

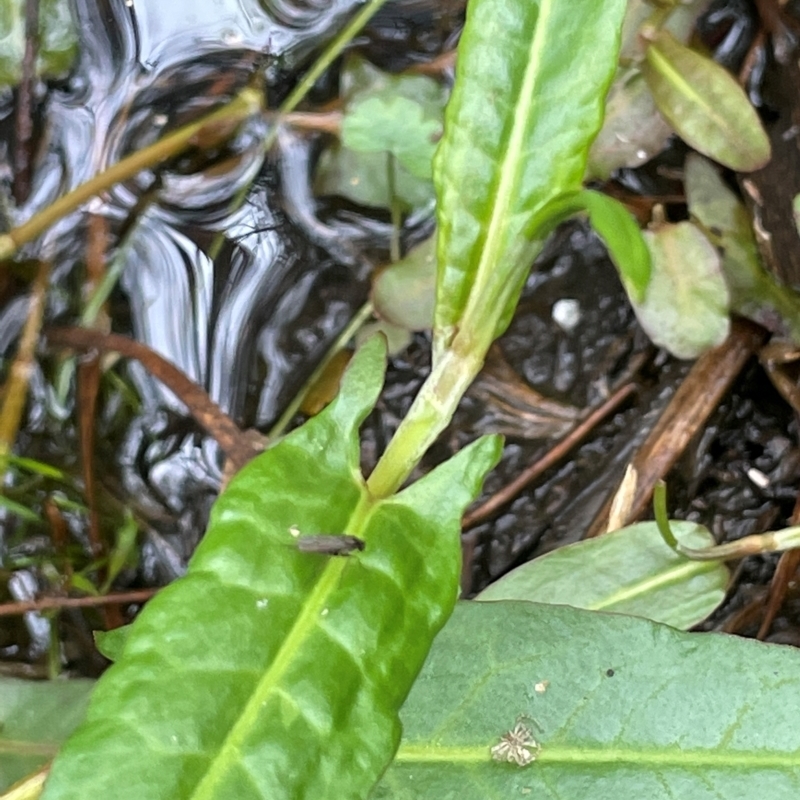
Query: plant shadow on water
1,0,800,682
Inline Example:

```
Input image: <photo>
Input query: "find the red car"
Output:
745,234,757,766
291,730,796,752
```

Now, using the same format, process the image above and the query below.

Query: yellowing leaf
642,30,770,172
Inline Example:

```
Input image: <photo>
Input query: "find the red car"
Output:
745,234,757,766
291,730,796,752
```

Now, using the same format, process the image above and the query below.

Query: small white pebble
552,298,581,333
746,468,770,489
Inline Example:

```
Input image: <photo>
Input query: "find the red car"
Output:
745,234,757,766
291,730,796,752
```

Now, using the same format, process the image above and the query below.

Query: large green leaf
42,337,502,800
0,677,94,791
374,601,800,798
432,0,628,360
641,30,770,172
476,521,728,629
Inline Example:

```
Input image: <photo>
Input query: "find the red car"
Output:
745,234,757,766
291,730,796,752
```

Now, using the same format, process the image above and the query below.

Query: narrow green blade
433,0,628,358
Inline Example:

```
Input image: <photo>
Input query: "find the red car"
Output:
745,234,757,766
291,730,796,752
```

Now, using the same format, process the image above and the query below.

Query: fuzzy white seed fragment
491,722,539,767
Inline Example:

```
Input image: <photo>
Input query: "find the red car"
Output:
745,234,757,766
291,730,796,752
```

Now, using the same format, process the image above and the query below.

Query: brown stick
45,327,263,471
462,381,637,529
12,0,39,203
584,318,768,538
0,587,158,617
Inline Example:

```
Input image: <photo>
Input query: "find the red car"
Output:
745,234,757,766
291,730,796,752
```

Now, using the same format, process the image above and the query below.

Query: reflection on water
1,0,414,582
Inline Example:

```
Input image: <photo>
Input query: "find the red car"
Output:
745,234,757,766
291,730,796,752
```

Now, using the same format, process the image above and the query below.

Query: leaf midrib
587,558,721,612
395,743,800,768
646,41,735,143
458,0,554,328
188,549,352,798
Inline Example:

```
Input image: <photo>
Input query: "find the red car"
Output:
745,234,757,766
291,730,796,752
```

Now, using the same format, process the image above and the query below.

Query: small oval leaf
641,30,771,172
372,236,436,331
342,94,441,181
634,221,730,359
578,189,651,301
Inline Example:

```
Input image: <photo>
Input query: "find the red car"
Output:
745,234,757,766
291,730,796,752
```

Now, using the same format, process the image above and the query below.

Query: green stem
653,481,679,551
268,300,375,439
263,0,391,151
366,331,485,498
0,88,263,262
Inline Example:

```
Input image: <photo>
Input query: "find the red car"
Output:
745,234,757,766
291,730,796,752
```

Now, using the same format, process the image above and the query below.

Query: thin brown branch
462,381,637,530
584,318,768,538
0,587,158,617
45,327,262,471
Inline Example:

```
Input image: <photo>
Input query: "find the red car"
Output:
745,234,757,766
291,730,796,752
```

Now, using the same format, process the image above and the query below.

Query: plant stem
0,258,51,474
0,88,263,262
366,330,485,498
272,0,390,122
267,300,375,439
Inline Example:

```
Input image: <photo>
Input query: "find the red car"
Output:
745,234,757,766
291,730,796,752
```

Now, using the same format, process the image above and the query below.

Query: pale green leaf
642,30,771,172
476,521,728,629
634,221,730,358
342,94,441,180
315,57,446,211
0,677,94,792
374,601,800,798
587,68,673,180
685,153,800,341
433,0,628,359
371,236,436,331
42,338,502,800
315,145,434,209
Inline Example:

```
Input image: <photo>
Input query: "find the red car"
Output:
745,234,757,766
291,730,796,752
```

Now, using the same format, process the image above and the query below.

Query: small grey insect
490,721,540,767
296,534,365,556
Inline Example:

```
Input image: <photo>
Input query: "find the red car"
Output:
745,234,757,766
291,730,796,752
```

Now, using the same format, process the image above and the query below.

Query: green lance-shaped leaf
432,0,628,361
476,521,728,630
374,601,800,798
641,30,771,172
42,337,502,800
